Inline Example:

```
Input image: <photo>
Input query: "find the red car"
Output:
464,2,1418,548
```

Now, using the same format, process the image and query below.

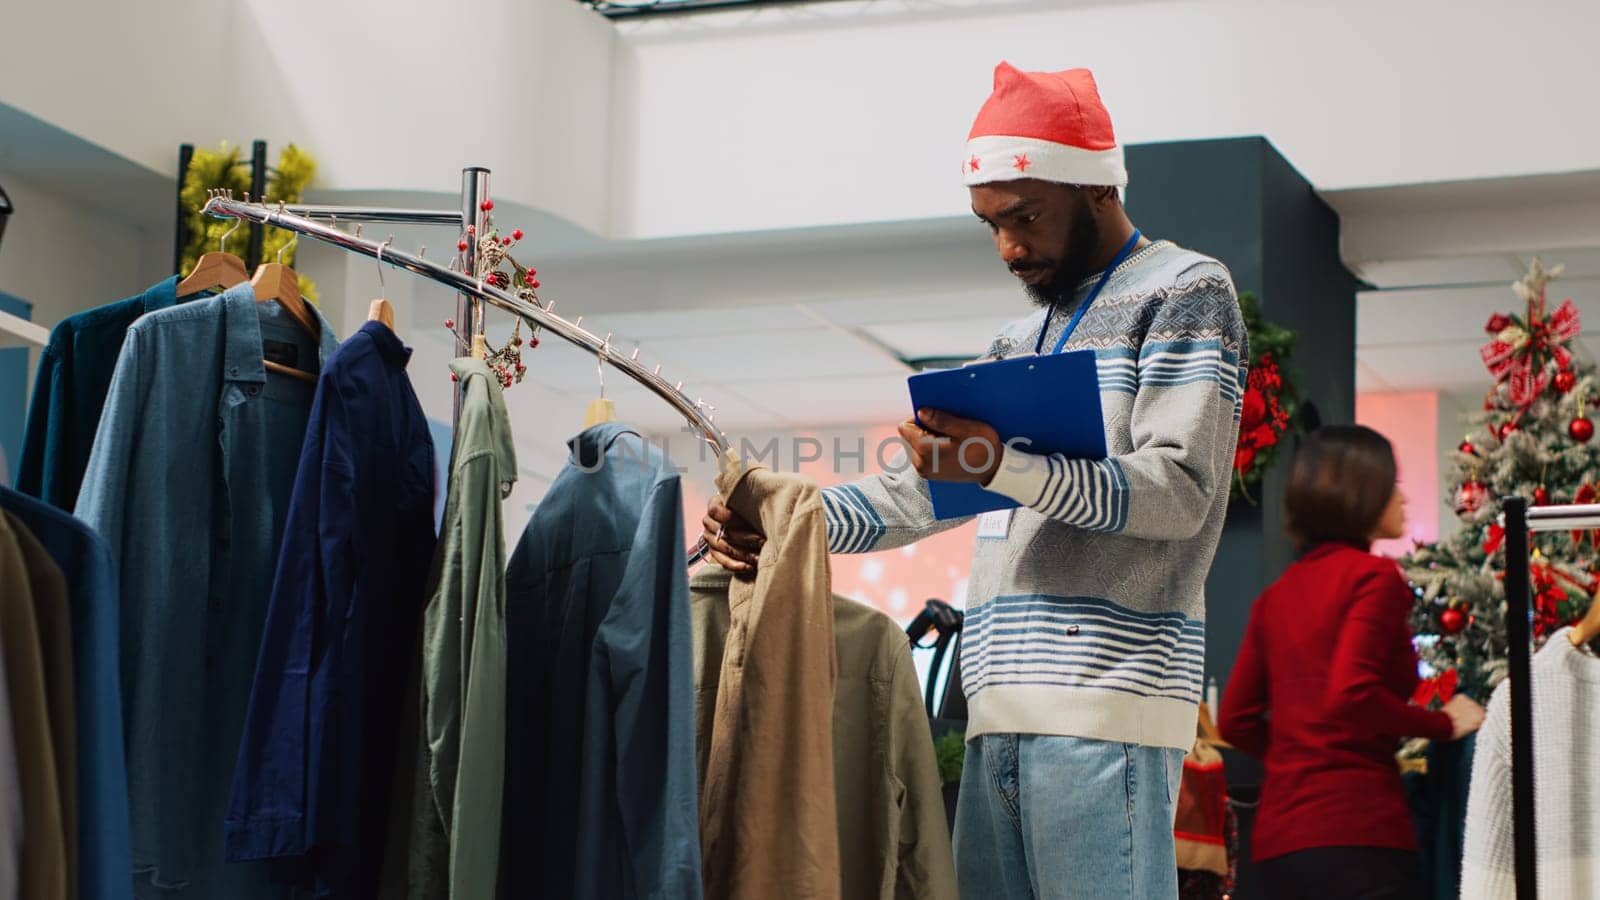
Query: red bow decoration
1412,669,1458,707
1480,298,1582,408
1483,523,1505,555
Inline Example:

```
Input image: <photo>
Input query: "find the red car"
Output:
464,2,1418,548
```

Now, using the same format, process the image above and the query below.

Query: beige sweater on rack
1462,627,1600,899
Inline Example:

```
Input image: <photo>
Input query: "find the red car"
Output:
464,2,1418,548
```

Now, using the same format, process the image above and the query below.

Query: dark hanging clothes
225,321,437,899
0,485,132,900
501,422,702,900
75,283,337,899
16,276,188,511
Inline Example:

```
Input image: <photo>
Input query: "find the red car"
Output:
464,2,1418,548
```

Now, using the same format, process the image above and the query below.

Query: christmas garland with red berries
1231,292,1302,504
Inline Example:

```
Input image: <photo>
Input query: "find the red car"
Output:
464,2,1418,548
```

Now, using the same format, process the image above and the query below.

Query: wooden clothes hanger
583,336,616,428
368,299,395,330
176,217,248,298
252,231,318,383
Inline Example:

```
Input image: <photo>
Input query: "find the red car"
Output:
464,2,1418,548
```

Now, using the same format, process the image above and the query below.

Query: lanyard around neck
1033,229,1143,356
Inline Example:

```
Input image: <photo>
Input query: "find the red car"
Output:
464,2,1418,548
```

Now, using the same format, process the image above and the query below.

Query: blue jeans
952,734,1185,899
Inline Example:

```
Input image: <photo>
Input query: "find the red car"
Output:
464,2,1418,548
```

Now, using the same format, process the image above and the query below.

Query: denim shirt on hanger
75,282,338,899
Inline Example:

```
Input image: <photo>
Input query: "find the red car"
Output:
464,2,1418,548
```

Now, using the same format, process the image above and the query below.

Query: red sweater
1218,542,1453,862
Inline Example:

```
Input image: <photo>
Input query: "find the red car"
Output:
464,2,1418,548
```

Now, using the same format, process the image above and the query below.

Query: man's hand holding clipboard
898,409,1004,486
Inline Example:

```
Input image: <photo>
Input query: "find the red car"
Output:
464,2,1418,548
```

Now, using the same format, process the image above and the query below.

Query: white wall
0,0,619,236
0,172,168,385
614,0,1600,236
7,0,1600,242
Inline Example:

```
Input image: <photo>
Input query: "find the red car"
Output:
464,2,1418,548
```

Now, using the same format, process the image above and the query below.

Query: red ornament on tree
1534,485,1551,505
1439,607,1468,635
480,199,494,211
1499,420,1519,440
1458,440,1476,455
1571,417,1595,443
1556,369,1577,393
1454,479,1490,516
512,229,524,241
457,240,469,252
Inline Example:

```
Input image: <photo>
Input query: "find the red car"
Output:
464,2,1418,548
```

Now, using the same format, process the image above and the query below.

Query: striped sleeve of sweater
984,265,1244,540
820,462,971,554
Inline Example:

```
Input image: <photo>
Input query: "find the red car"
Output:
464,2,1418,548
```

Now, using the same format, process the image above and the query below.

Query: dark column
1124,136,1360,690
1124,137,1361,900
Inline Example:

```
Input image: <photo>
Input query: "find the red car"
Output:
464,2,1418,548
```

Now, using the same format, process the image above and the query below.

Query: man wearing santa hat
707,63,1245,898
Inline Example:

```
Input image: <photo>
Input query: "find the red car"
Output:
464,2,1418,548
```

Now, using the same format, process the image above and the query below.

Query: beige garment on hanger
691,565,957,900
0,512,76,900
698,464,840,900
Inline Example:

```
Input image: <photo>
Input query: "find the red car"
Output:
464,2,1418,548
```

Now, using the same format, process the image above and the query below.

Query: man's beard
1024,208,1102,309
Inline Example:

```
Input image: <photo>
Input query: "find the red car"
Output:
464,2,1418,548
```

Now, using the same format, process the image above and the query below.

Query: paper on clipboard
906,349,1107,519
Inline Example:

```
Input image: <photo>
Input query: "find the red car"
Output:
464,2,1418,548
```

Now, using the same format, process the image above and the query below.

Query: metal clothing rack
1498,497,1600,899
201,166,726,564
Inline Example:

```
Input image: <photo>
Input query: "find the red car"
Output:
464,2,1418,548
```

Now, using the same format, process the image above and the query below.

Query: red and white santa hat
963,63,1127,189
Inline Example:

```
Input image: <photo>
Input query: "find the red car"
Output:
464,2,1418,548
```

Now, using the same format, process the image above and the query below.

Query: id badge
976,508,1013,540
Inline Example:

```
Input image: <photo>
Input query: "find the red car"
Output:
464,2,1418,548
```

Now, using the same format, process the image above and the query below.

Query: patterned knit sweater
821,240,1245,751
1462,628,1600,899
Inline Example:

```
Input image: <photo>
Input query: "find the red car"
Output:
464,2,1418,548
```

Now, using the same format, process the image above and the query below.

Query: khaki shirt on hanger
692,566,958,900
699,464,840,900
0,511,76,900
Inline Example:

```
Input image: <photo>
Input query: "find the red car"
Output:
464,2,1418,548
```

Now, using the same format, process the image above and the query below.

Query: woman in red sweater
1218,425,1485,899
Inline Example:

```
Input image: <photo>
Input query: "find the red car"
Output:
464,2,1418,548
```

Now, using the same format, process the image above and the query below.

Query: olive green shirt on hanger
405,358,517,900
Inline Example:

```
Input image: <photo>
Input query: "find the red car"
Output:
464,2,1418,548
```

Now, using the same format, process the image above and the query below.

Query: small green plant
180,142,319,303
934,730,965,785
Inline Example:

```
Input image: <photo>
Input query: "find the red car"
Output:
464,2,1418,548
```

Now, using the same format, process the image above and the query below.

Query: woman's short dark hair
1283,425,1397,548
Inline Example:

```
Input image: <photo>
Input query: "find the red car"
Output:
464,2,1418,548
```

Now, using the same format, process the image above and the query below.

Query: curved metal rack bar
202,192,727,564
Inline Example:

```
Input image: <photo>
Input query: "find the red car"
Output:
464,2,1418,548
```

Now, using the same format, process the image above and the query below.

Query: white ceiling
1323,170,1600,393
1356,275,1600,392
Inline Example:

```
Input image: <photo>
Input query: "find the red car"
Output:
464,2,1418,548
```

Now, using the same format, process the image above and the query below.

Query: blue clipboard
907,350,1107,519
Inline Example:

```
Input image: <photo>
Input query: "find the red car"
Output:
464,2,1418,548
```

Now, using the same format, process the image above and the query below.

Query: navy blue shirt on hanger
225,320,437,899
15,276,188,511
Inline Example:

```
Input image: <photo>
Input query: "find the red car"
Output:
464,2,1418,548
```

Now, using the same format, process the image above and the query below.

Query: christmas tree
1403,258,1597,700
